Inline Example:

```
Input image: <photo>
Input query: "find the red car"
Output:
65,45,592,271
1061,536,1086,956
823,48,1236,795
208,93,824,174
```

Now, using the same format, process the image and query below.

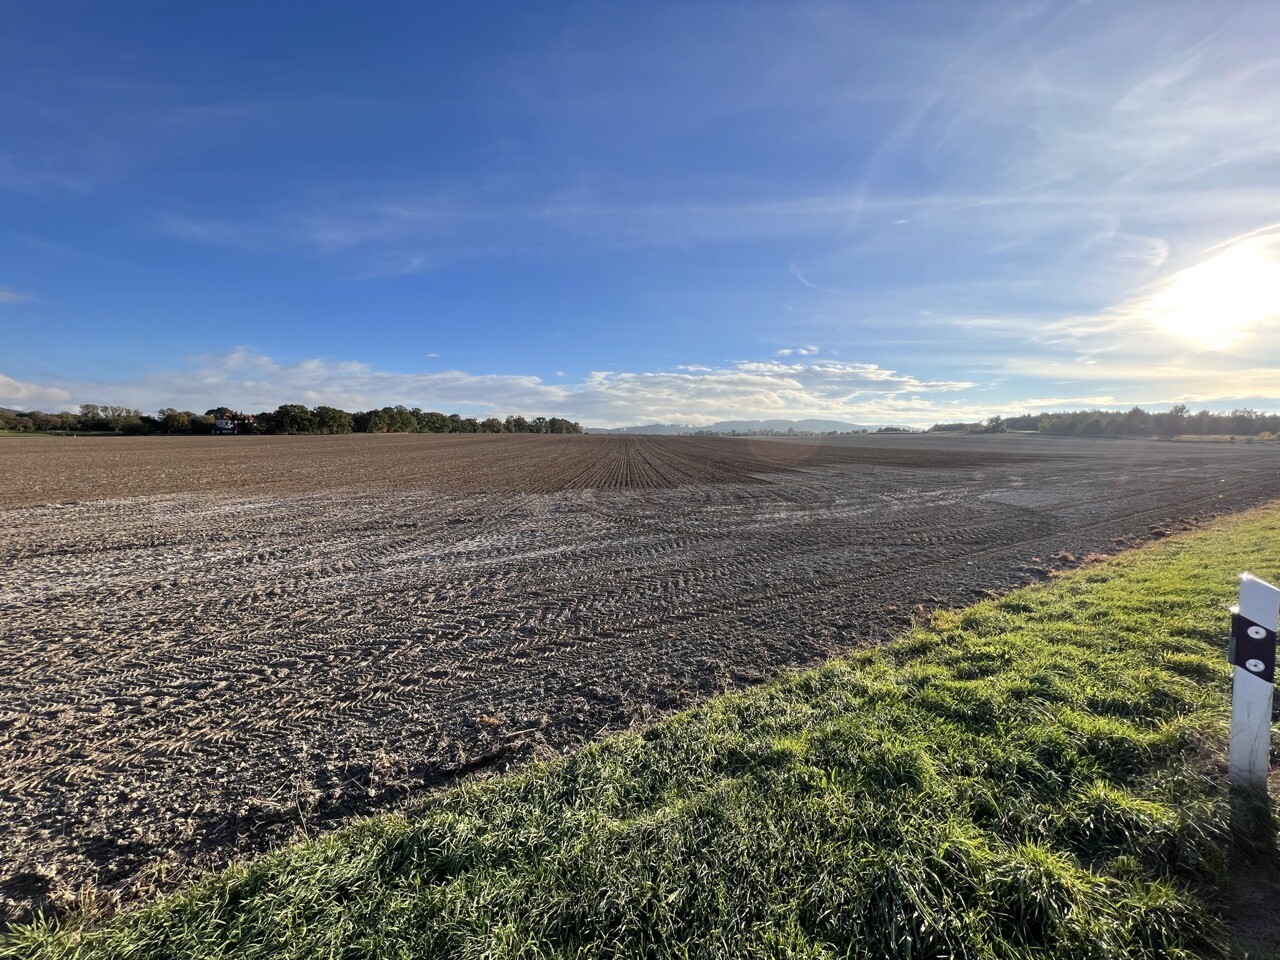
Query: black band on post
1230,612,1277,684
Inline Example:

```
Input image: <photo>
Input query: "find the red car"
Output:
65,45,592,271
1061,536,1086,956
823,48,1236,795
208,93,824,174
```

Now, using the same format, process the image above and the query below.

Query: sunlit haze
2,1,1279,426
1147,235,1280,350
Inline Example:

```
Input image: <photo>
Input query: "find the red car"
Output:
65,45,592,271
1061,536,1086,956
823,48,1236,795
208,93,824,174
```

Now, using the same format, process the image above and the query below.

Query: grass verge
7,507,1280,959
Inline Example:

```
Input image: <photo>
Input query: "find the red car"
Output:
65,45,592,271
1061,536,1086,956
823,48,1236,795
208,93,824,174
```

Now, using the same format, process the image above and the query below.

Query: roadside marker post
1228,573,1279,790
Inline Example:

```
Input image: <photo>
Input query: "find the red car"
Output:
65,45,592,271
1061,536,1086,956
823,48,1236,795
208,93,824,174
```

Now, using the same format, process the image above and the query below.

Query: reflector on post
1229,573,1279,790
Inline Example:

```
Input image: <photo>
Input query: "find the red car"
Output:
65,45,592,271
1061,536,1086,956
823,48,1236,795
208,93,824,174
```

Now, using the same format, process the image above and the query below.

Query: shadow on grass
1228,784,1280,960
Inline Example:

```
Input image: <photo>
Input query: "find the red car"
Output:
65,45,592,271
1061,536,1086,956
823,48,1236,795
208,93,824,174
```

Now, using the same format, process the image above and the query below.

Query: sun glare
1148,235,1280,349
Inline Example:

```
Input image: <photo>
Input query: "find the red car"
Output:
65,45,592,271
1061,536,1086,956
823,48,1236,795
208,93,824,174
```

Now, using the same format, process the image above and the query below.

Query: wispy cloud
153,193,868,274
140,7,1280,300
0,288,33,303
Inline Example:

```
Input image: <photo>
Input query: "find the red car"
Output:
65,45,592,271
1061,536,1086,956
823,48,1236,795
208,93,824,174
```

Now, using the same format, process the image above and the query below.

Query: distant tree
1230,408,1260,435
413,409,449,433
30,411,67,431
389,405,417,432
8,401,583,437
1122,406,1151,435
1156,403,1188,438
270,404,315,435
1003,414,1039,431
160,409,191,433
312,405,354,434
359,409,382,433
116,415,150,435
546,417,581,434
77,403,110,431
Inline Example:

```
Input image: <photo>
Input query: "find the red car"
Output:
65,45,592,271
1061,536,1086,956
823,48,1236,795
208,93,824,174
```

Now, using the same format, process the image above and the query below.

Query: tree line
929,405,1280,439
0,403,582,436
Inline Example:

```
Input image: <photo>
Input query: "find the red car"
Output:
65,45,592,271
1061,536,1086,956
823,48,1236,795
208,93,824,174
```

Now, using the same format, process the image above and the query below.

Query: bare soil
0,433,1054,508
2,432,1279,924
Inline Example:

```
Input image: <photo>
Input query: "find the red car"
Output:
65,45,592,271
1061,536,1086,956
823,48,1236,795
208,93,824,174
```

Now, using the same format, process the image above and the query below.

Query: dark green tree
271,404,315,435
312,406,354,434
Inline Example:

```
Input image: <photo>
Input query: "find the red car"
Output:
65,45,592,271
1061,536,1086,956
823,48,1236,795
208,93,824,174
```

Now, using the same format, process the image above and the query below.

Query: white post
1229,573,1279,790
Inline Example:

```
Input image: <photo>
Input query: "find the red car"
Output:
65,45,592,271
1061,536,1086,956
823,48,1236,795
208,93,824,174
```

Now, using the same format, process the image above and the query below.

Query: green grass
8,507,1280,959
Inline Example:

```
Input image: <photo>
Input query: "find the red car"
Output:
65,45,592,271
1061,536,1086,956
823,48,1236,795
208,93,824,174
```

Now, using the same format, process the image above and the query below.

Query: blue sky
2,1,1279,426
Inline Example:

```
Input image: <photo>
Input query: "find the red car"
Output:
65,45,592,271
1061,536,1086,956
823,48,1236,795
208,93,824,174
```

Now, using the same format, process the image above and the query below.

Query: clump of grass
7,507,1280,959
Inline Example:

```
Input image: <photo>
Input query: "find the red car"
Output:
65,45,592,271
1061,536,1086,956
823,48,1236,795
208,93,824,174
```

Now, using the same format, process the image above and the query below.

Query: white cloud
0,374,71,407
4,341,1276,427
0,288,33,303
1,348,978,427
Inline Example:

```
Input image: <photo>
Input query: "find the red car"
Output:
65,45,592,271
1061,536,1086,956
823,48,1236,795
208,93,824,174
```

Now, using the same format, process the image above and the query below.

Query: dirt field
0,433,1057,507
3,432,1279,924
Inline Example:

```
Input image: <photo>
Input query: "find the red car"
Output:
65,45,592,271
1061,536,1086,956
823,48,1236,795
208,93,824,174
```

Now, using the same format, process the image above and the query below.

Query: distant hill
585,418,872,435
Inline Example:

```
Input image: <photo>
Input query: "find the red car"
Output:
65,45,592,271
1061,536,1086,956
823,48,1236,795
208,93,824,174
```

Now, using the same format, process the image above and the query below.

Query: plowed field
3,432,1279,924
1,433,1052,507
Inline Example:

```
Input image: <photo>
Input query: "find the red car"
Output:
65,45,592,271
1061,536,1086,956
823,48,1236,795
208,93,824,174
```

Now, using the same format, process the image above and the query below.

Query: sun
1147,234,1280,349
